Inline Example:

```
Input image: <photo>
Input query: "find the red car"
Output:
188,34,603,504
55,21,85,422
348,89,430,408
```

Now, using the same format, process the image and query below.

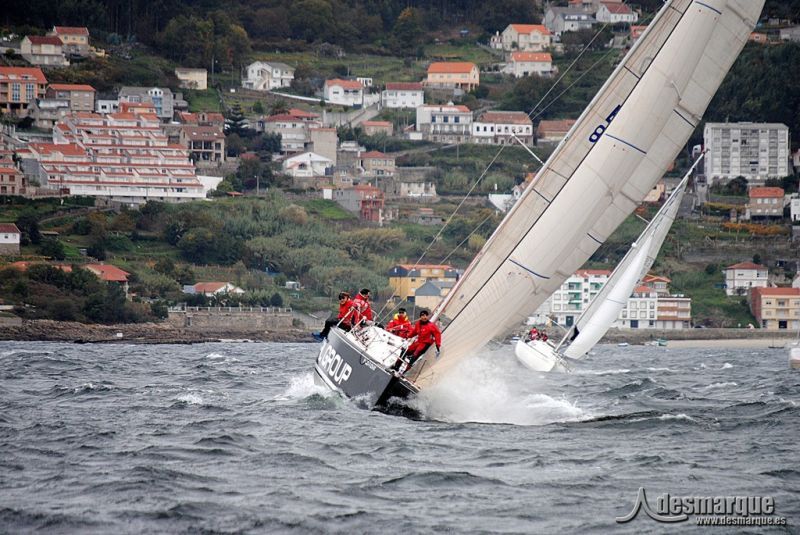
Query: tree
15,213,41,245
390,7,423,54
38,238,66,260
252,101,265,114
225,104,251,137
269,292,284,307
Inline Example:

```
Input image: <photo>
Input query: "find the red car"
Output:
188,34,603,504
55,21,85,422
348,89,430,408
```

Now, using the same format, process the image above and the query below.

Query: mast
417,0,765,388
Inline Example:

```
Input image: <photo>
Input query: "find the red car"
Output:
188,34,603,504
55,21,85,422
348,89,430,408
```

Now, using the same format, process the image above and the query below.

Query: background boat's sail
562,166,693,360
419,0,764,388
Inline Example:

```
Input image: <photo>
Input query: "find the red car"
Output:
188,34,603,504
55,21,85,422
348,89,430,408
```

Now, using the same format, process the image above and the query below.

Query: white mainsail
562,160,696,360
419,0,764,388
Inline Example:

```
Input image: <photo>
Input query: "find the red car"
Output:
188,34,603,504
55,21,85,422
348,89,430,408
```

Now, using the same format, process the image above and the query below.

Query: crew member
386,308,412,338
352,288,373,325
528,327,539,341
392,309,441,374
314,292,356,340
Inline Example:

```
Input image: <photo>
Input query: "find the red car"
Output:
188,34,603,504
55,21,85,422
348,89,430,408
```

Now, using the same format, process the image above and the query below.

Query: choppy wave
0,341,797,533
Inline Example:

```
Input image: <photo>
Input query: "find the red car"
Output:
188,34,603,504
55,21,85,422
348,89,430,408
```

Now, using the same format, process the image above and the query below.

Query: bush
38,238,66,260
269,292,284,306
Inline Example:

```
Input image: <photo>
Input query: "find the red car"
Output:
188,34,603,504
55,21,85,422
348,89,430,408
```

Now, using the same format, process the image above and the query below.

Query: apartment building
704,122,790,184
0,67,47,117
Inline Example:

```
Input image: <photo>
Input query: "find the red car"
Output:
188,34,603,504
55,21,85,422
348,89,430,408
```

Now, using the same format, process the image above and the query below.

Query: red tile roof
643,274,671,283
265,113,302,123
633,285,656,295
0,223,20,234
427,62,477,74
28,143,86,157
510,52,552,63
85,264,130,282
537,119,577,134
0,167,19,174
424,104,471,113
601,2,634,14
478,111,532,125
0,67,47,84
325,79,363,90
361,120,392,127
749,187,784,198
751,287,800,297
49,83,95,92
288,108,319,119
395,264,453,271
53,26,90,36
385,82,423,91
361,150,393,159
194,282,229,293
509,24,551,36
726,262,768,271
27,35,64,46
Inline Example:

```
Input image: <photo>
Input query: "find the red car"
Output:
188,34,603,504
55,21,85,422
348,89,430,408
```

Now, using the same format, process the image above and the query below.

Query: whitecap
721,362,734,369
579,368,631,376
657,413,696,422
176,393,204,405
275,372,334,401
703,382,738,390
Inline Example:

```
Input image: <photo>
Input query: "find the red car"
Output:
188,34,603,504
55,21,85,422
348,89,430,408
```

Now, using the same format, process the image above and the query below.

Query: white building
498,24,552,52
472,111,533,146
0,223,21,255
282,152,333,179
415,104,473,143
175,68,207,90
26,111,205,204
724,262,769,296
242,62,295,91
791,195,800,223
382,82,424,109
595,2,638,24
704,122,790,184
324,79,364,107
544,7,597,38
539,270,691,329
506,52,554,78
261,109,322,153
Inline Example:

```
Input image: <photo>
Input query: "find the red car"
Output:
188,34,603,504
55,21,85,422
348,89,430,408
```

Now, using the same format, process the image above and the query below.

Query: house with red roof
498,24,552,52
0,166,25,196
537,119,577,144
46,84,95,112
381,82,424,109
596,2,638,24
323,79,364,107
750,287,800,331
84,264,131,295
21,36,69,66
360,120,393,137
472,111,534,146
725,262,769,296
49,26,91,57
187,282,245,297
507,52,554,78
0,223,21,255
0,67,47,116
746,187,785,220
425,62,479,91
415,104,473,143
360,150,396,176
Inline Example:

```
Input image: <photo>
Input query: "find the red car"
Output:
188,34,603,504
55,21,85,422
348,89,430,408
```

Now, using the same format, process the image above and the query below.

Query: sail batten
417,0,765,388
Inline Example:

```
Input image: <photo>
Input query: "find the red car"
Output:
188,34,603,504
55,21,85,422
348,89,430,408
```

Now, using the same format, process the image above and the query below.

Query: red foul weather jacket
386,314,412,338
352,294,373,323
408,320,441,349
338,299,356,326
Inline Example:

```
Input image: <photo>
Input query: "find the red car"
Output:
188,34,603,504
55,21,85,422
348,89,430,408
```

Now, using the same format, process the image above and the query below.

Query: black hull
313,327,418,410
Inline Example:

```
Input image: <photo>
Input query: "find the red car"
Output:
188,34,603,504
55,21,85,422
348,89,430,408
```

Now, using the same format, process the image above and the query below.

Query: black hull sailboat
313,326,420,409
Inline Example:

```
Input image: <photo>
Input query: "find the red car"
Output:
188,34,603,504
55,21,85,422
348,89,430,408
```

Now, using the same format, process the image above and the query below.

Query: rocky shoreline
0,320,315,344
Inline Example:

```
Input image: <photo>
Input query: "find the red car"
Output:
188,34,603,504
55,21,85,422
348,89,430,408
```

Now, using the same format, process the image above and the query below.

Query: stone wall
166,306,293,333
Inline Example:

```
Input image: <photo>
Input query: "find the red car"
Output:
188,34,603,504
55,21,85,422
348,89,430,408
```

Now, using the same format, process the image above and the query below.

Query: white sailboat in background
313,0,765,408
514,155,702,372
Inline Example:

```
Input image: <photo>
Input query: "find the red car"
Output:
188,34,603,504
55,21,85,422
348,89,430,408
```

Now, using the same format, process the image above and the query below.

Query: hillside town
0,0,799,338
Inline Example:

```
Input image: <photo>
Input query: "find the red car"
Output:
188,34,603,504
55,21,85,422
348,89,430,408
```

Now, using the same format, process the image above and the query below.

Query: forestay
562,160,696,360
418,0,764,388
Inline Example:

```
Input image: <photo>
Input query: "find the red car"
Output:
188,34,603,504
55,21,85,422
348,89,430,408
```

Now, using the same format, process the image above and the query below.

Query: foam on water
175,393,204,405
276,372,334,401
411,353,587,426
722,362,734,369
703,381,738,390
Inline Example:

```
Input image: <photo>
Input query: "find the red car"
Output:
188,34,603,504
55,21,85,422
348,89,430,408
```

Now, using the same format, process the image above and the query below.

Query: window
11,83,20,102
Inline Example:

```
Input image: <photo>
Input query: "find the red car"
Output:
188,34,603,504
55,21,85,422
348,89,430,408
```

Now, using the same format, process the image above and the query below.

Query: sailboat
313,0,765,408
514,155,701,372
789,324,800,370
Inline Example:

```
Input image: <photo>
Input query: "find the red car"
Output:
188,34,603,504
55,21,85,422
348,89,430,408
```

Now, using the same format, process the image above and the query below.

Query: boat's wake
409,353,588,426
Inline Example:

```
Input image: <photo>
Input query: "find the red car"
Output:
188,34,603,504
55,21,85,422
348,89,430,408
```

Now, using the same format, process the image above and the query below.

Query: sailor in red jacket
385,308,412,338
314,292,356,340
391,309,441,374
352,288,373,325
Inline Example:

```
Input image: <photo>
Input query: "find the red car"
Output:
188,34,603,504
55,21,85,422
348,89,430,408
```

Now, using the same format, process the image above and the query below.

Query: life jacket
386,314,412,338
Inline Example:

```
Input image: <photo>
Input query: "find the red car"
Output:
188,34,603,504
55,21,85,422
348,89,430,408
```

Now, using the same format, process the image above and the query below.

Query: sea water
0,341,797,532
